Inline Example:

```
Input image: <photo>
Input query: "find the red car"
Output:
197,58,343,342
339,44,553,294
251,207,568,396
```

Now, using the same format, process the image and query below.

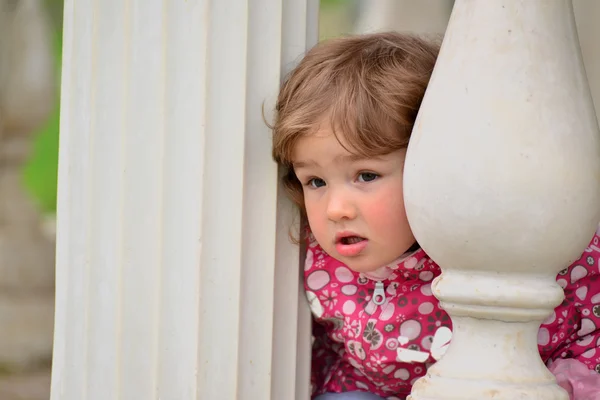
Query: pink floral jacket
305,230,600,399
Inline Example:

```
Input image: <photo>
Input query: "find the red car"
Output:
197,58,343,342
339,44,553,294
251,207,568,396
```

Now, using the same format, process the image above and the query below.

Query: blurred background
1,1,598,399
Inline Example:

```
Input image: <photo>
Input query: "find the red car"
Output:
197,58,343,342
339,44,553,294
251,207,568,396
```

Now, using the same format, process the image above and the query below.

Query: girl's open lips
335,235,368,257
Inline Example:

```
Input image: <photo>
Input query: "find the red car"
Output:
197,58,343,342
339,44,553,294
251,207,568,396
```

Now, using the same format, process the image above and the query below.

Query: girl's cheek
364,202,398,226
365,187,406,223
305,201,326,230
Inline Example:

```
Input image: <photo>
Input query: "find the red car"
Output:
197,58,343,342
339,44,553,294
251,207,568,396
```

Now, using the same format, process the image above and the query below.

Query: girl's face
292,123,416,273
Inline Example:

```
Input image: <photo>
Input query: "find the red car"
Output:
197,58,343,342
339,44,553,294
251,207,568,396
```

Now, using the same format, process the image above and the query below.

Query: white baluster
404,1,600,399
51,1,317,399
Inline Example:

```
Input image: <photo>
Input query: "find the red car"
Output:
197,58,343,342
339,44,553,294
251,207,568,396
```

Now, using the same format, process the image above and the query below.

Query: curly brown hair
271,31,440,215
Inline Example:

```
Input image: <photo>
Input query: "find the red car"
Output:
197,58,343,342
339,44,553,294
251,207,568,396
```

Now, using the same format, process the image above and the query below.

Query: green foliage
321,0,347,8
21,31,62,214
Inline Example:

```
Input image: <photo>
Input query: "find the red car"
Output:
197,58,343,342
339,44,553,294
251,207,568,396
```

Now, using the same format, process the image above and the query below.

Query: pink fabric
549,359,600,400
306,230,600,399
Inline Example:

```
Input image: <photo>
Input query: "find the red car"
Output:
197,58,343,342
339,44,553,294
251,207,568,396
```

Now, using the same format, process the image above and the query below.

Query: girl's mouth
336,235,368,257
340,236,365,245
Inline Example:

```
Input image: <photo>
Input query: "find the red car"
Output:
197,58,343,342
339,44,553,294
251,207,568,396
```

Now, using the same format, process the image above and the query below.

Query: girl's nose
326,190,357,222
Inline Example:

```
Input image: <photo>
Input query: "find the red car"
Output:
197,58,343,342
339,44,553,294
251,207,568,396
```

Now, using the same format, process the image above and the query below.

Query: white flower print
319,290,338,309
370,353,388,368
343,317,361,338
315,256,325,269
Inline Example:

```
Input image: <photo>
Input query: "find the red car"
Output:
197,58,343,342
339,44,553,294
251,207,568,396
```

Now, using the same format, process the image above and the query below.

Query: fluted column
404,1,600,399
50,1,318,399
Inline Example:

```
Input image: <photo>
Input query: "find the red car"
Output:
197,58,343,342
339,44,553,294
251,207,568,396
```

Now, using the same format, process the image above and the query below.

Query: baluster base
409,315,568,400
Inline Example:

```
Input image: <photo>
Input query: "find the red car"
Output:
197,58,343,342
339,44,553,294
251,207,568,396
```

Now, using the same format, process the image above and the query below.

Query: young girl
271,32,600,400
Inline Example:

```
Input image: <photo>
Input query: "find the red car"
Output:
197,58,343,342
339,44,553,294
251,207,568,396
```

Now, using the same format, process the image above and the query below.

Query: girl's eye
357,172,379,182
308,178,326,188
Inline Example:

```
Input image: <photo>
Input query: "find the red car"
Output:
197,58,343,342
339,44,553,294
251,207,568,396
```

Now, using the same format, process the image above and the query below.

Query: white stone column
50,1,318,399
404,1,600,399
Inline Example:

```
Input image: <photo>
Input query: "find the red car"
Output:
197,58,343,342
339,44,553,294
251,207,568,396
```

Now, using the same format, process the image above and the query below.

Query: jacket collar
360,248,428,282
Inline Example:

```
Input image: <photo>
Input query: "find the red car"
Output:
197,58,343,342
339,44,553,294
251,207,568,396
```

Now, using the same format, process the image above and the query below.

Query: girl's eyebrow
292,160,317,169
294,154,386,169
333,154,386,163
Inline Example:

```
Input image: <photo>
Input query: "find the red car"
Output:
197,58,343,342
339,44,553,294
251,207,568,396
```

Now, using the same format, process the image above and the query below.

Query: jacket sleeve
549,358,600,400
539,229,600,375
